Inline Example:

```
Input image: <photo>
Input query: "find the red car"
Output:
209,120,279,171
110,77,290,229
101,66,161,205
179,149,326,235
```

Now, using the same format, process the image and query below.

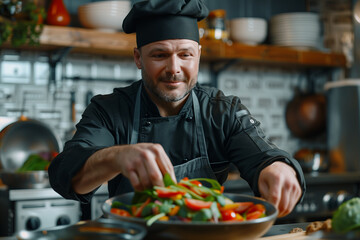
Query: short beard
142,71,196,103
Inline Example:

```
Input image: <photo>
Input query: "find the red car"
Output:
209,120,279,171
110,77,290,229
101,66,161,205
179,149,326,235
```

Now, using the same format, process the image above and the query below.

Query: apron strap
130,84,142,145
192,90,209,159
130,86,208,160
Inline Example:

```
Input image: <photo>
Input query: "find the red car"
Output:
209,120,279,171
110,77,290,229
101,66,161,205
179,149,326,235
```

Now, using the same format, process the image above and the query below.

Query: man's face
134,39,201,103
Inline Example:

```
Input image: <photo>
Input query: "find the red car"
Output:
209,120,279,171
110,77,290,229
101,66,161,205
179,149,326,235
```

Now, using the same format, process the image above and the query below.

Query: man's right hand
72,143,176,194
112,143,176,191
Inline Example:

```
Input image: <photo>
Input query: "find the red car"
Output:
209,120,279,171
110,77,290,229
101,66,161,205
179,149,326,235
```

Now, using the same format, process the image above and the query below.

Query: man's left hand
258,161,302,217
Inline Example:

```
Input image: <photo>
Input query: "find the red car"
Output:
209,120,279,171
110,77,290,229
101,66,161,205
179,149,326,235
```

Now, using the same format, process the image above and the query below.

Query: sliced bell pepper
220,202,254,214
132,197,151,217
246,210,263,220
247,203,266,215
110,208,131,217
156,188,186,198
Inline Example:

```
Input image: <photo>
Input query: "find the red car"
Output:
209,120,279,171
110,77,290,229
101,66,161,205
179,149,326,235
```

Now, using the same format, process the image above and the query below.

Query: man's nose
166,55,181,74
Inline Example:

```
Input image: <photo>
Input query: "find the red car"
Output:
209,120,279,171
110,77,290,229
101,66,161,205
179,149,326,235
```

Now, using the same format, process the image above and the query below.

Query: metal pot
294,148,329,173
17,218,147,240
0,118,62,171
285,91,326,139
0,170,50,189
0,118,61,189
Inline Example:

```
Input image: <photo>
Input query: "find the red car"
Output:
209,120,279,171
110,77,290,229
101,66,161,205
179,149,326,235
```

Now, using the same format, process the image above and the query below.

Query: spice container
205,9,228,40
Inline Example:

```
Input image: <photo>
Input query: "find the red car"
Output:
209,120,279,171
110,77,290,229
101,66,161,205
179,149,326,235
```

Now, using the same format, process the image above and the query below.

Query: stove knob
56,215,71,226
25,216,41,230
323,193,338,211
337,191,353,205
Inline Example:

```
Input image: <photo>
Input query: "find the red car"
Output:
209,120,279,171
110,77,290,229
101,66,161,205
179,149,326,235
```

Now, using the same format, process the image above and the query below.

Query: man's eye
181,53,192,57
153,53,167,58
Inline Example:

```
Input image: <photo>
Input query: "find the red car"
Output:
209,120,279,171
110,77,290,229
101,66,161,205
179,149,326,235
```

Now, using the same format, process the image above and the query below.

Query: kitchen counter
263,222,310,236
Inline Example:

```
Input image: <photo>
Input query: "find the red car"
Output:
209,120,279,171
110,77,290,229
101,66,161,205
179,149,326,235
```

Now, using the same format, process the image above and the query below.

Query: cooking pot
0,118,61,189
285,87,326,139
0,118,62,171
294,148,329,173
17,218,146,240
0,170,50,189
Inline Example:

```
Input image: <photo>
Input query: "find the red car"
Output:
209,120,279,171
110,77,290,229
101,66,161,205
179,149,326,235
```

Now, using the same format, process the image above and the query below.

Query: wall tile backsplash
0,51,334,157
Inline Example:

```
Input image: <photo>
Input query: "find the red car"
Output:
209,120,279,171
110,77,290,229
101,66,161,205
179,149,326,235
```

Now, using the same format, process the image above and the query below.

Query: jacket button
184,158,188,162
186,116,193,122
144,121,151,126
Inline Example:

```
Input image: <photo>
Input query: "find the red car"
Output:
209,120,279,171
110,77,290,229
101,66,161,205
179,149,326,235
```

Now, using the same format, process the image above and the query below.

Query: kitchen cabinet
0,25,347,86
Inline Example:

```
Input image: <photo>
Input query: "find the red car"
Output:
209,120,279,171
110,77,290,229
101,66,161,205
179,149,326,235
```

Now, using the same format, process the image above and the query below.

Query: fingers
120,143,175,191
152,144,177,183
259,161,302,218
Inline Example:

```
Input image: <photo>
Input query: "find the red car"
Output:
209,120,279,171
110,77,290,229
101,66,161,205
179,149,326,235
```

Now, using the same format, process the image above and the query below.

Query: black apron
114,84,217,195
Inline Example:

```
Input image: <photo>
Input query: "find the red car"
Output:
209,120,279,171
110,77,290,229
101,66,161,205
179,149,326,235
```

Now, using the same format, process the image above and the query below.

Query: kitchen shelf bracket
48,47,73,85
210,59,239,87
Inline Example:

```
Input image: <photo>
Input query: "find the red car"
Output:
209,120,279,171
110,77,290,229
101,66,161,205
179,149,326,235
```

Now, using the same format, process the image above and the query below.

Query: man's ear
134,48,142,69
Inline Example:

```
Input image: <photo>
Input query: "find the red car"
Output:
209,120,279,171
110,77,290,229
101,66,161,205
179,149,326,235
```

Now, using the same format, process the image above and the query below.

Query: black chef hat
122,0,209,48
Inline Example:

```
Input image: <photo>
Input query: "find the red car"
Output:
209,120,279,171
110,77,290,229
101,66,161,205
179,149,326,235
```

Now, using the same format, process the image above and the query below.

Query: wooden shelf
200,40,347,68
1,25,347,68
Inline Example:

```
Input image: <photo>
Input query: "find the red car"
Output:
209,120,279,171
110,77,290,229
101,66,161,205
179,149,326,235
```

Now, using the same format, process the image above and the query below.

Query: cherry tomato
221,210,237,221
110,208,131,217
184,198,212,211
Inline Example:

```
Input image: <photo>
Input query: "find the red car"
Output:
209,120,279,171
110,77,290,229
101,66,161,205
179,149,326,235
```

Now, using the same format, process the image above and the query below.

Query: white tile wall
0,52,334,155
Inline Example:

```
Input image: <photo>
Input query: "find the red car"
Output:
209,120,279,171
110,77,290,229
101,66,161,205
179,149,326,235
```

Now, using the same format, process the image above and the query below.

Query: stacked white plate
78,1,131,32
270,12,321,49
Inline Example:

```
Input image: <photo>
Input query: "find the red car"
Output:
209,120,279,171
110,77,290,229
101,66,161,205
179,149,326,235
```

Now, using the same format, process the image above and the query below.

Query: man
49,0,305,218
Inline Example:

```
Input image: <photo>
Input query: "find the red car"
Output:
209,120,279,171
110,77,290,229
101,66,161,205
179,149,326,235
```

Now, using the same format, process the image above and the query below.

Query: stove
223,172,360,223
0,186,80,237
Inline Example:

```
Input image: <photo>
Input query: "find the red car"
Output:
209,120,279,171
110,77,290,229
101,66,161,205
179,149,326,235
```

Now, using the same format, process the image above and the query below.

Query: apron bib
114,84,216,195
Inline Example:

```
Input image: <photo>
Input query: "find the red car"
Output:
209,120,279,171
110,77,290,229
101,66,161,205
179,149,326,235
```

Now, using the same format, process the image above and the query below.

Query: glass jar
205,9,228,40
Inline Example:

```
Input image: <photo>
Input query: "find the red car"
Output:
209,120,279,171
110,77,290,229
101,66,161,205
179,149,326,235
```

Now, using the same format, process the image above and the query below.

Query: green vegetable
164,173,175,187
146,213,166,227
332,197,360,233
17,154,49,172
193,208,212,221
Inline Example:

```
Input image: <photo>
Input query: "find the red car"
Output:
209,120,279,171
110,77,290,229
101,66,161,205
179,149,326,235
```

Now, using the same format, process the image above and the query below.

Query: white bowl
229,18,267,45
78,1,131,32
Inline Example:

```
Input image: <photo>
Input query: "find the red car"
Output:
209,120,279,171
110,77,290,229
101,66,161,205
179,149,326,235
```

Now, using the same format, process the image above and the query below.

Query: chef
49,0,305,217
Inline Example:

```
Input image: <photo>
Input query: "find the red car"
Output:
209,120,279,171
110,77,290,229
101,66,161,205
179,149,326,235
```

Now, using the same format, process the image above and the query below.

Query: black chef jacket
48,80,305,203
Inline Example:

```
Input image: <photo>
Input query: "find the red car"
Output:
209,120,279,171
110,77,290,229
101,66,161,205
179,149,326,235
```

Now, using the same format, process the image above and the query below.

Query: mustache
159,74,186,82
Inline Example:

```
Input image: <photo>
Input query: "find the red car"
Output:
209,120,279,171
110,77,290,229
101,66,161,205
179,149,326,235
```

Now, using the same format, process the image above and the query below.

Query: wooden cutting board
258,231,308,240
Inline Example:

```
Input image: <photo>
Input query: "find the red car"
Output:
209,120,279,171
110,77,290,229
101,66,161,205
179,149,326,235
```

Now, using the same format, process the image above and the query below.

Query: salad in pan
110,174,267,226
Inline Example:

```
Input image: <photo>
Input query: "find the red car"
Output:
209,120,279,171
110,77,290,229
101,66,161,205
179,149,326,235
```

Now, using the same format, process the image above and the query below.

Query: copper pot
285,89,326,139
294,148,329,173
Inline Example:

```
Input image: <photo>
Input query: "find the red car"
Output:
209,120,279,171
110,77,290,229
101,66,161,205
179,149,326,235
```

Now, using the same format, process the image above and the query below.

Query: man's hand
113,143,176,191
258,161,302,217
